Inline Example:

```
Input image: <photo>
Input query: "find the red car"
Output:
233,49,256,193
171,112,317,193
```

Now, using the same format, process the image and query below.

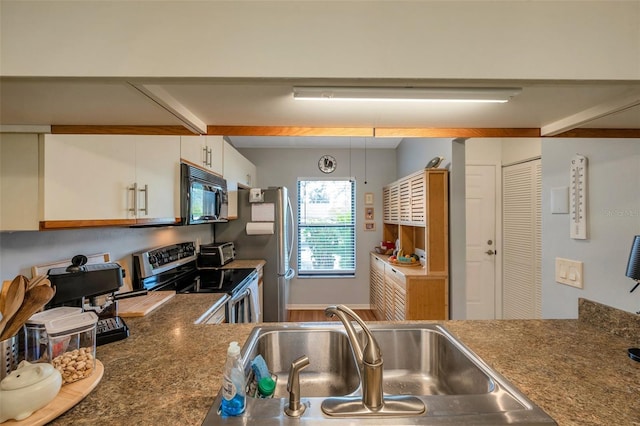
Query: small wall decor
364,222,376,231
364,192,374,205
365,207,374,220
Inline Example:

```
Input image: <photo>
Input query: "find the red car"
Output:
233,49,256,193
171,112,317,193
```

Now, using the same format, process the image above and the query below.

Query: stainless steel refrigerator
214,187,294,322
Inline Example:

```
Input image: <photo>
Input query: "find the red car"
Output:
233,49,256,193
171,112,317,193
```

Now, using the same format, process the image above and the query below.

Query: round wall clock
318,155,337,174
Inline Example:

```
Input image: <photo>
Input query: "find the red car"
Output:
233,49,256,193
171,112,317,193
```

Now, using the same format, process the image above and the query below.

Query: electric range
132,242,255,296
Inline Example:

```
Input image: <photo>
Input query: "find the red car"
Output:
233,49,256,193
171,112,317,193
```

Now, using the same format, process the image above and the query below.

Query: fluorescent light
293,86,522,103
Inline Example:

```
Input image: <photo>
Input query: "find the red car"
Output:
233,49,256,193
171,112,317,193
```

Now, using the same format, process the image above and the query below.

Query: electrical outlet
555,258,583,288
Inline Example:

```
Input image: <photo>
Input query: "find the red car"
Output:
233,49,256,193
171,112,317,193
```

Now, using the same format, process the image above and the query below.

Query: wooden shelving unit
372,169,449,320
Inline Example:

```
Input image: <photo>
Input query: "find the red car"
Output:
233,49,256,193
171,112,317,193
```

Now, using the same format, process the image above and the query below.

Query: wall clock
318,155,337,174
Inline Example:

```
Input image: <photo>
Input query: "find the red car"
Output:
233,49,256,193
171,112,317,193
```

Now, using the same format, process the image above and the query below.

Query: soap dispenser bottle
220,341,246,416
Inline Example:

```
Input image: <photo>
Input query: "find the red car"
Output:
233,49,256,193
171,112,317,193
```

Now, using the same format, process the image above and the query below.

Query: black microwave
180,163,228,225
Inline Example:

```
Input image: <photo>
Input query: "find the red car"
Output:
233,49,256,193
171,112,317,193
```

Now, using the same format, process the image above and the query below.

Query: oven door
228,289,251,323
227,273,260,323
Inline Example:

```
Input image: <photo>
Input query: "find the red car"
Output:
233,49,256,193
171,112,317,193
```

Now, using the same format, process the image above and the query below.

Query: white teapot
0,360,62,422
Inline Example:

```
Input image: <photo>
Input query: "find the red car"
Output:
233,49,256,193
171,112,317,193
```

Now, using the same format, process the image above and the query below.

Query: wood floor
288,309,377,322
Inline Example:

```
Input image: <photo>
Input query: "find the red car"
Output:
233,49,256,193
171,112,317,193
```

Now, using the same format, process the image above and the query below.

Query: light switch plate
555,257,583,288
551,187,569,214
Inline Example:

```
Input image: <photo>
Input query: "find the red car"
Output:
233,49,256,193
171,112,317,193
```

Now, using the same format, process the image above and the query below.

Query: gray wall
239,147,396,308
542,138,640,318
1,225,213,288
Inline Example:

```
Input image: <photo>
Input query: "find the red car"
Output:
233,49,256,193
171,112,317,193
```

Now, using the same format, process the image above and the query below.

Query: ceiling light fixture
293,86,522,103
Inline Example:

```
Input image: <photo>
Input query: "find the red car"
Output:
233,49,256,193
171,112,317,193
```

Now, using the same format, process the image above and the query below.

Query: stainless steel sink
203,323,557,425
373,328,494,396
243,328,360,397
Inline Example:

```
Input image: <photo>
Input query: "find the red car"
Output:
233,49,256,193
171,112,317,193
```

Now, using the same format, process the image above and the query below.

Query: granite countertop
51,297,640,425
222,259,266,270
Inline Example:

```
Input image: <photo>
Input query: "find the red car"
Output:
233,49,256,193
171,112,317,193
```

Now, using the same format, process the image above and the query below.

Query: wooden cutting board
117,291,176,317
4,360,104,426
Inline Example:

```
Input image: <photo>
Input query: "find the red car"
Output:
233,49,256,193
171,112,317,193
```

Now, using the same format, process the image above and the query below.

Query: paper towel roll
246,222,274,235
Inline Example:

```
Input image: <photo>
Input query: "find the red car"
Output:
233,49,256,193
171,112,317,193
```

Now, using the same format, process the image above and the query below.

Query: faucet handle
285,355,310,417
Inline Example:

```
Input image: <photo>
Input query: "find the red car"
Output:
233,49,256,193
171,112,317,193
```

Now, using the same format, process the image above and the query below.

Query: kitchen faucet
321,305,425,417
324,305,384,409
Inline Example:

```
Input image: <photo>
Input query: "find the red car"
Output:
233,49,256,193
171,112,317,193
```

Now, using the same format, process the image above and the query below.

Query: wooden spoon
26,274,49,291
0,275,27,337
0,284,55,341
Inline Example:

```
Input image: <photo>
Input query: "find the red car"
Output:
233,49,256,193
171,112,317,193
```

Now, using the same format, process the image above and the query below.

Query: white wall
0,225,213,288
542,138,640,318
239,146,396,308
502,138,543,166
2,1,638,80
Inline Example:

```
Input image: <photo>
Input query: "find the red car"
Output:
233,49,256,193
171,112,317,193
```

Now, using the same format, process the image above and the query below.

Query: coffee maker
47,255,133,345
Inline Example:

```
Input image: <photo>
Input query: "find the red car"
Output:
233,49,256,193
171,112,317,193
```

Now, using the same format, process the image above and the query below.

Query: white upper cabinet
223,140,256,188
0,134,40,231
223,140,257,219
180,135,223,176
134,136,181,223
41,134,180,226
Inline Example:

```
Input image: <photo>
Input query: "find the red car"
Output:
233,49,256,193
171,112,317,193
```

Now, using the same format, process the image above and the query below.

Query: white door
502,159,542,319
465,165,497,319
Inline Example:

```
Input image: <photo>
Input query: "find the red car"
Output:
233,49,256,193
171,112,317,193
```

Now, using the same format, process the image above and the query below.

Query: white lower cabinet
41,134,180,227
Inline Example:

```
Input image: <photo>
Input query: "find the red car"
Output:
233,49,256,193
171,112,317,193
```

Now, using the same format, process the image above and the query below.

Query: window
297,179,356,276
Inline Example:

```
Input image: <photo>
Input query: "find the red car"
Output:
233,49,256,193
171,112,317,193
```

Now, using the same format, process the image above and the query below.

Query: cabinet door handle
139,184,149,215
207,147,213,167
129,183,138,215
202,146,208,166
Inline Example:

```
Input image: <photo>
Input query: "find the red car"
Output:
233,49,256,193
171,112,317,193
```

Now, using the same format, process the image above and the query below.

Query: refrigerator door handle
287,196,295,266
284,268,295,280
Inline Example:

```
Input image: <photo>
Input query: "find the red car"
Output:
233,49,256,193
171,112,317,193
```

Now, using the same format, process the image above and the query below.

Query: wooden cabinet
223,140,257,219
180,135,223,175
384,265,406,321
369,253,385,320
382,184,399,223
0,134,40,231
40,134,180,229
373,169,449,319
382,169,448,276
370,253,448,320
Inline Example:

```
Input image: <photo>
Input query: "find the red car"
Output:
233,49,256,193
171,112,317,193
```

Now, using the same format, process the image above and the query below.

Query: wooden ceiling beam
375,128,540,138
49,125,640,138
550,128,640,138
50,125,196,135
207,126,374,137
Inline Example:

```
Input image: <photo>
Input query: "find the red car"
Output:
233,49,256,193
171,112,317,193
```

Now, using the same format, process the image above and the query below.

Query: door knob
485,250,496,255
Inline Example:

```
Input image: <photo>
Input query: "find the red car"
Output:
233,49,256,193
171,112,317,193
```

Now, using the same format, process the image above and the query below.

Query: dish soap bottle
220,341,246,416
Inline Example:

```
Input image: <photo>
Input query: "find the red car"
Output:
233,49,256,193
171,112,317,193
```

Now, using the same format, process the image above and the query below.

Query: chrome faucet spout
285,355,310,417
324,305,383,410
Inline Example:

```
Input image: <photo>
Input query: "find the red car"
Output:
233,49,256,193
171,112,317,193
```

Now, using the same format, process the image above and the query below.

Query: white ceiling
1,78,639,148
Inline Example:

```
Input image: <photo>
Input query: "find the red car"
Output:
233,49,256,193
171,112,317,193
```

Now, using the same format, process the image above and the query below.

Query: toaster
198,242,235,268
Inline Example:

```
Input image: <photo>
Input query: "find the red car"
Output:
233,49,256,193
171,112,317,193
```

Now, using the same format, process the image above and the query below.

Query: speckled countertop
50,298,640,426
